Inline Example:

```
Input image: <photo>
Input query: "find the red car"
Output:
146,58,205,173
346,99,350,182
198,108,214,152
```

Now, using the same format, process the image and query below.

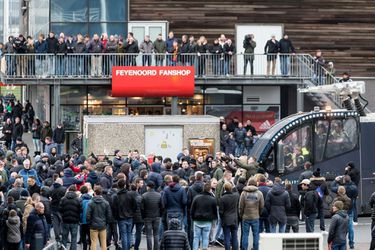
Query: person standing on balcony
56,36,67,76
209,39,224,75
125,33,139,66
66,35,76,76
4,36,15,76
196,36,208,77
264,35,279,77
223,39,235,76
243,34,256,75
46,32,58,76
106,35,118,74
35,34,48,77
88,34,104,77
13,34,27,78
313,50,325,85
139,35,154,66
278,34,295,77
26,36,35,77
75,34,86,76
188,36,197,67
180,35,190,66
153,34,166,66
166,31,177,66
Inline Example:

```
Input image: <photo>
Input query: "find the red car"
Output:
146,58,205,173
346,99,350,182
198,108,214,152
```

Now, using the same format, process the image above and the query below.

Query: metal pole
53,82,61,127
171,96,178,115
297,85,304,112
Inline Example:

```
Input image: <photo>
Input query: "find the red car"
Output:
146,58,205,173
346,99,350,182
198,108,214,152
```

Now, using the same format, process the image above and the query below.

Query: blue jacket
147,172,163,190
86,170,98,188
163,183,187,213
234,127,247,144
35,40,48,53
80,193,92,224
25,210,49,249
166,37,177,53
258,184,271,217
62,168,84,188
19,168,41,188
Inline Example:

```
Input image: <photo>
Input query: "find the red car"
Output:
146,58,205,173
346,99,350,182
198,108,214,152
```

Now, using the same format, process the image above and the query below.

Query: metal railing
0,53,332,80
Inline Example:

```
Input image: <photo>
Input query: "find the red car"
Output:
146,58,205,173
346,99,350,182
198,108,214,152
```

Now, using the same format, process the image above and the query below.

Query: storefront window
88,105,126,116
61,86,87,105
127,97,165,105
204,86,242,105
88,86,125,105
61,105,83,131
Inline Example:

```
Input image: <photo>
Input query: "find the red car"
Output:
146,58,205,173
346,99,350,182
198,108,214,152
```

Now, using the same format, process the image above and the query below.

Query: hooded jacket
112,188,137,220
219,191,239,226
187,180,204,209
50,182,67,211
86,196,111,230
301,187,323,216
257,183,271,218
265,184,291,224
99,173,113,191
190,191,217,221
6,215,21,243
59,191,82,224
163,183,187,213
80,193,92,225
239,185,264,220
62,168,84,188
24,210,49,248
147,163,163,190
328,210,348,245
286,190,301,217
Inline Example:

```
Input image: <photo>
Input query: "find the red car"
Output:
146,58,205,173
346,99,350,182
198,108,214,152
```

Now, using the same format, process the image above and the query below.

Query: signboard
112,66,195,97
189,138,215,159
145,126,183,162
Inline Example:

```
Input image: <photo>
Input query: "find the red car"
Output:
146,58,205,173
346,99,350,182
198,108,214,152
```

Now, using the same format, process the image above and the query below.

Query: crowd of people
0,31,317,78
0,104,371,250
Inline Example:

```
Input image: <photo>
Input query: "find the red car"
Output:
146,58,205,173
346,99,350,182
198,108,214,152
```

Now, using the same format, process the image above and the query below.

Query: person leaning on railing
196,36,209,77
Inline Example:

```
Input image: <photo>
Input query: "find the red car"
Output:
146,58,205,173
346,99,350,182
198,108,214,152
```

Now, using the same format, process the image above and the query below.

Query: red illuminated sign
112,66,195,97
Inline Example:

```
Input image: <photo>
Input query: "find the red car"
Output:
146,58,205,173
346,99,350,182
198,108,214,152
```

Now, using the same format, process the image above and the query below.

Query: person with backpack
310,169,329,231
300,179,323,232
80,185,92,250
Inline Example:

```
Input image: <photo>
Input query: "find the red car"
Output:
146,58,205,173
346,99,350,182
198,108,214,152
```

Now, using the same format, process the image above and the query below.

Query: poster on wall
189,139,215,159
145,126,183,161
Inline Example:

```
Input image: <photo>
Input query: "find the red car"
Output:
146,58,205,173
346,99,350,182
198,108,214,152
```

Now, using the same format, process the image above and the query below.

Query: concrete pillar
52,83,60,127
297,87,304,112
171,96,178,115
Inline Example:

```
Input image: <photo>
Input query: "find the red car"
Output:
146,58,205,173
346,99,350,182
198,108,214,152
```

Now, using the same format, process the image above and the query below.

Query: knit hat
313,168,321,177
20,189,29,198
168,218,181,230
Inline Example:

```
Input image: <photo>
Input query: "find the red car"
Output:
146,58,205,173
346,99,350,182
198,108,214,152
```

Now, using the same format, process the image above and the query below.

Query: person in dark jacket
25,202,49,250
39,187,52,230
141,181,163,250
345,162,360,222
153,34,167,66
46,32,58,75
102,188,120,250
190,182,217,250
11,117,23,151
264,35,279,76
124,34,139,66
112,179,137,250
62,168,84,188
243,34,256,75
31,119,42,154
233,123,246,157
285,183,301,233
113,150,126,174
160,218,190,250
34,34,48,76
2,118,13,149
219,182,239,250
163,175,187,227
220,124,229,153
99,166,113,191
71,133,83,154
300,179,323,233
223,39,236,75
27,176,41,196
310,169,329,231
257,175,271,233
56,36,67,76
209,39,224,75
6,209,22,250
328,201,348,250
88,34,103,76
40,121,52,152
265,177,291,233
14,35,27,77
196,36,208,76
80,186,92,250
86,185,112,250
278,34,295,76
59,185,82,250
50,178,66,243
53,123,65,156
147,162,163,190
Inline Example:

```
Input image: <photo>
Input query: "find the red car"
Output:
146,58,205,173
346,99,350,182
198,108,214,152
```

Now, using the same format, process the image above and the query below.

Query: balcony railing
0,53,333,83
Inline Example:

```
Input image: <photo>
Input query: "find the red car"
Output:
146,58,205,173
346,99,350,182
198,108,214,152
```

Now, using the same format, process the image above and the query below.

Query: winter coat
333,193,352,212
62,168,84,188
141,189,163,219
40,126,52,142
35,159,49,181
125,41,140,53
234,127,246,144
56,42,67,54
46,37,58,53
86,170,98,188
166,37,177,53
257,184,271,218
66,40,75,53
53,127,65,144
35,40,48,53
112,189,137,219
80,193,92,224
239,186,264,220
28,184,41,197
99,173,113,191
223,43,236,60
219,191,239,226
278,38,295,54
139,40,154,53
75,42,86,53
11,123,23,140
19,168,40,188
163,183,187,213
59,191,82,224
40,196,52,224
330,180,358,199
50,182,67,211
31,124,42,139
345,167,360,186
265,184,291,224
220,130,229,148
13,38,27,53
2,123,12,141
310,176,329,196
243,38,256,54
147,171,163,190
264,39,279,54
106,40,118,53
209,43,223,55
328,210,348,245
88,40,103,53
86,196,112,230
160,230,190,250
301,188,323,216
286,190,301,217
190,192,217,221
153,39,167,53
6,215,21,243
24,210,49,249
187,180,204,209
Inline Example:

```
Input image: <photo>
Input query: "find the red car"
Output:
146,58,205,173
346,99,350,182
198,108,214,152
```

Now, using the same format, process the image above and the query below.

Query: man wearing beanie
328,201,348,250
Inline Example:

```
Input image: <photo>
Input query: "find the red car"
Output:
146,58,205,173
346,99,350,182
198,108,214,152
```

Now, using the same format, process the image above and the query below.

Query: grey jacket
139,41,154,53
328,210,348,245
6,216,21,243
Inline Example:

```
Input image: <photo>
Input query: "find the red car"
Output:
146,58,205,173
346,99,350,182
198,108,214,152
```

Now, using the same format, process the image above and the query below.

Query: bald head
35,202,45,214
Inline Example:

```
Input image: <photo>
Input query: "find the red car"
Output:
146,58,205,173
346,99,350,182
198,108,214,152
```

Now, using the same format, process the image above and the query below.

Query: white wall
243,86,280,104
236,24,283,75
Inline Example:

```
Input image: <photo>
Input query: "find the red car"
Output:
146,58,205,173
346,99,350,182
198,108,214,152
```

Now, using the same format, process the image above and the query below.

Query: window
89,0,127,22
326,118,358,159
50,23,89,36
204,86,242,105
51,0,88,22
277,125,311,174
314,120,329,162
